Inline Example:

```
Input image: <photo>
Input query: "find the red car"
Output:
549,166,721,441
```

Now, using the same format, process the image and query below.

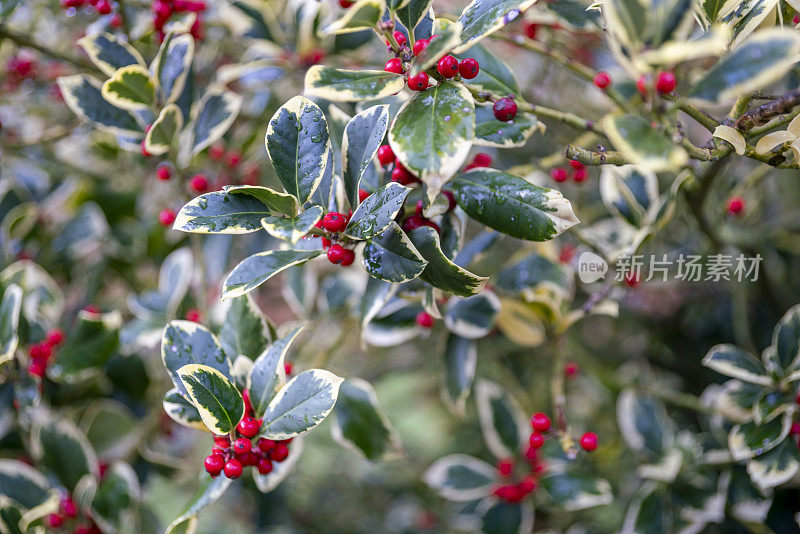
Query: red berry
46,329,65,346
141,140,151,157
223,458,243,478
284,361,293,375
436,55,459,78
796,392,800,405
443,190,457,212
415,311,434,328
322,212,347,232
257,438,276,453
95,0,112,14
564,361,579,377
529,432,545,448
580,432,598,451
271,442,289,462
530,412,550,432
327,244,347,264
550,168,567,182
392,31,407,47
636,75,648,96
156,165,171,181
358,189,370,203
31,342,52,361
412,38,430,56
573,168,588,183
391,164,416,185
158,209,176,227
493,485,522,503
233,437,251,455
204,454,225,476
190,17,204,40
189,174,209,193
185,308,201,322
237,417,260,438
524,444,538,462
377,144,395,166
517,477,537,495
46,514,64,528
384,57,403,74
239,451,259,466
339,0,354,7
593,71,612,90
493,97,517,122
225,150,242,168
339,248,355,267
497,458,514,477
209,142,225,160
59,495,77,518
655,71,676,94
790,422,800,435
320,237,331,249
110,13,123,27
569,160,584,170
795,13,800,24
256,457,273,474
458,58,479,79
28,359,46,377
727,196,744,215
525,23,538,39
403,215,427,232
408,72,429,91
471,153,492,168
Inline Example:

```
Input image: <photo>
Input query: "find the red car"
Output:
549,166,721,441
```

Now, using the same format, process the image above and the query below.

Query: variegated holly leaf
617,389,676,455
362,222,427,283
602,114,688,172
540,472,613,511
408,226,488,296
449,169,579,241
57,75,141,136
144,104,183,156
253,438,304,493
345,182,410,240
81,400,140,461
727,465,772,523
411,20,463,75
474,104,539,147
688,29,800,103
220,294,274,361
248,325,305,418
260,369,344,439
0,459,55,510
101,65,156,111
49,310,121,384
161,320,232,398
443,334,477,415
151,32,194,104
261,206,323,244
770,304,800,376
177,364,245,435
174,186,297,234
703,344,771,385
189,89,242,156
599,165,659,228
321,0,385,34
729,413,792,461
222,250,323,300
78,32,146,77
165,475,232,534
396,0,434,34
747,438,800,491
424,454,496,501
453,0,537,52
444,291,501,339
495,251,569,293
31,413,98,492
331,378,403,460
305,67,405,102
342,105,389,207
479,500,534,534
88,462,140,533
266,96,331,203
475,379,528,458
389,81,475,200
163,388,206,431
0,284,22,366
621,483,672,533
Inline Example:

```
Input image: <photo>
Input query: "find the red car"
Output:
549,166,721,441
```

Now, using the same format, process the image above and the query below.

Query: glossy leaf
449,169,579,241
345,182,410,240
165,475,232,534
443,334,477,415
163,388,206,431
161,320,231,398
455,43,519,97
444,291,501,339
475,379,528,459
729,414,791,461
602,114,688,172
220,294,274,361
0,459,53,510
362,222,428,283
31,413,97,492
747,438,800,490
49,310,121,383
0,284,21,366
408,226,488,297
480,500,533,534
305,66,405,102
260,369,344,439
540,472,614,511
771,304,800,374
57,75,141,136
174,187,296,234
321,0,385,34
89,462,140,533
342,105,389,207
77,32,146,77
151,32,194,104
222,250,323,300
331,378,402,460
101,65,156,111
177,364,245,435
616,389,676,455
599,164,659,228
474,104,539,147
190,89,243,156
703,344,771,385
424,454,496,501
266,96,331,203
454,0,537,52
396,0,434,34
248,326,305,419
144,104,183,156
261,206,323,244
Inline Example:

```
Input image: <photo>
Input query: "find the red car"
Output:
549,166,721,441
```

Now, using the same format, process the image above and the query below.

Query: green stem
668,98,719,132
564,145,626,165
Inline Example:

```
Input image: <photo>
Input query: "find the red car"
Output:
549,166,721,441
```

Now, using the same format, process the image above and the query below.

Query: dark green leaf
602,114,688,172
222,250,322,300
444,291,501,339
424,454,496,501
345,182,410,240
0,459,53,509
174,187,297,234
32,413,97,492
703,344,771,385
331,378,402,460
261,206,324,244
455,0,537,52
177,364,245,435
342,105,389,207
166,475,231,534
617,389,676,455
396,0,434,34
220,294,274,361
362,221,428,283
305,66,405,102
190,90,242,156
321,0,385,34
408,226,487,297
747,438,800,490
90,462,140,533
49,310,121,383
540,472,613,510
474,104,539,147
729,413,791,461
163,387,206,431
771,304,800,374
57,75,141,136
480,500,533,534
443,334,477,415
475,379,528,458
0,284,21,365
248,326,305,419
78,32,146,77
152,32,194,104
261,370,344,439
161,320,231,398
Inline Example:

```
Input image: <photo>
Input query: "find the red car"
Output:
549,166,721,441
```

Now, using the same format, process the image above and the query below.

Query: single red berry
377,144,395,166
443,190,457,212
529,432,545,448
84,305,101,314
636,75,648,96
493,485,523,503
271,442,289,462
525,23,538,39
189,174,209,193
593,71,612,90
564,361,579,377
339,248,355,267
436,55,459,78
573,167,588,183
358,189,370,203
46,329,65,347
794,13,800,24
580,432,598,452
727,196,744,216
458,58,480,79
530,412,550,432
412,38,430,56
59,495,77,518
550,168,568,182
322,212,347,232
95,0,112,14
73,526,92,534
209,142,225,160
233,437,251,455
141,140,151,157
256,457,273,474
214,435,230,446
46,514,64,528
225,150,242,168
415,311,434,328
403,215,427,232
796,392,800,405
320,237,331,249
384,57,403,74
238,451,259,466
339,0,354,7
158,209,176,227
156,165,171,181
517,477,537,495
392,30,407,47
204,454,225,476
624,272,640,288
790,422,800,435
327,244,347,264
223,458,243,479
408,72,429,91
471,153,492,168
655,71,676,94
284,361,293,375
29,359,46,377
493,97,517,122
497,458,514,477
185,309,201,322
258,438,276,453
110,13,123,27
569,160,584,170
190,17,204,40
391,164,416,185
237,417,260,438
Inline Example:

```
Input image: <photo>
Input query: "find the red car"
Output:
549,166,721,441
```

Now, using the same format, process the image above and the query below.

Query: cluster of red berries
314,212,356,266
28,329,65,378
204,390,292,479
637,71,677,96
152,0,206,42
45,493,102,532
378,144,421,187
60,0,122,27
726,196,745,216
550,160,588,183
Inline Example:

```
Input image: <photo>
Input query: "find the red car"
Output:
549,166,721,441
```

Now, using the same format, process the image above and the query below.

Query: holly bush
3,0,800,531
